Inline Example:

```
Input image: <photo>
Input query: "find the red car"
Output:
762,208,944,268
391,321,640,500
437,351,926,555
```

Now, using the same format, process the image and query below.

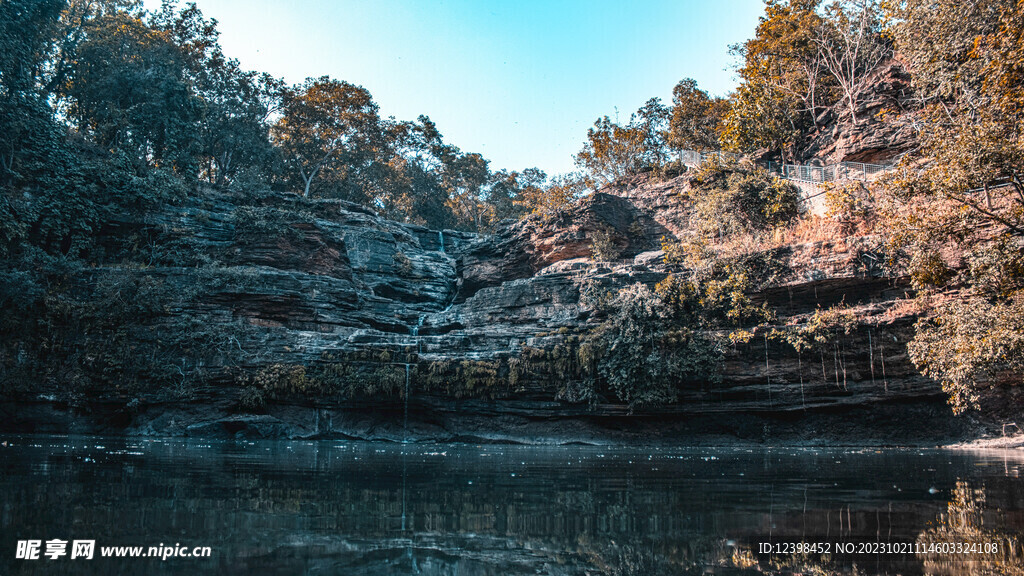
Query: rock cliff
0,172,995,444
799,59,920,164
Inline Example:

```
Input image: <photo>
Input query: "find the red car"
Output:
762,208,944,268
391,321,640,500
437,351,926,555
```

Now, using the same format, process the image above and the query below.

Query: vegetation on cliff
1,0,1022,421
565,0,1023,416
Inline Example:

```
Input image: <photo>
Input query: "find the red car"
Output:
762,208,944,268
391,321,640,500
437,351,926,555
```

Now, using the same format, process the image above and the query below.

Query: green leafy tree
575,99,670,186
486,167,546,224
445,151,490,231
514,172,587,215
0,0,67,96
908,299,1024,414
634,97,671,169
381,115,457,228
667,78,729,154
739,0,837,130
62,6,203,175
0,0,66,192
720,73,798,158
147,2,284,186
881,0,1024,413
575,115,646,185
722,0,842,157
273,76,383,198
884,0,1011,109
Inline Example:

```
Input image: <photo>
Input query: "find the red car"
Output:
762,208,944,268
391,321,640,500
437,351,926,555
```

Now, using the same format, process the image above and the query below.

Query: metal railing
680,149,743,166
766,161,890,183
678,149,891,184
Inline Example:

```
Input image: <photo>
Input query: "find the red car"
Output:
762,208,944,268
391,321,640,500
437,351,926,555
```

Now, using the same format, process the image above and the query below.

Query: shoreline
0,395,999,448
944,434,1024,451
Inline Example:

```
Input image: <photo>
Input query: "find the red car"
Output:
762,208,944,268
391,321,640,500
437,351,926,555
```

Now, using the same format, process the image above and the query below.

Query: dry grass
698,212,877,261
880,295,927,321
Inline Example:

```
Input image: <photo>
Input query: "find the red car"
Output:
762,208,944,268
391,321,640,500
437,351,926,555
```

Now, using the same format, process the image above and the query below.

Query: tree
486,167,546,224
0,0,66,188
514,171,586,216
881,0,1024,246
575,115,643,185
445,151,490,231
667,78,729,153
724,0,882,155
908,298,1024,414
273,76,382,198
634,97,671,169
741,0,837,130
575,99,669,186
2,0,193,257
814,0,891,124
62,6,204,174
0,0,67,97
720,75,797,158
148,1,283,186
199,65,282,186
880,0,1024,414
885,0,1011,110
981,0,1024,119
723,0,843,157
380,115,457,228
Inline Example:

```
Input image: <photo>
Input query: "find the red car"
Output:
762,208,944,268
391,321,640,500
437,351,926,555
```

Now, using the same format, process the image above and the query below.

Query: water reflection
0,438,1022,575
917,481,1024,576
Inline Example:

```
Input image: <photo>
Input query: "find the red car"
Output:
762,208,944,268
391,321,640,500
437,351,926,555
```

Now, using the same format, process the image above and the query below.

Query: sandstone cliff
0,173,997,444
798,59,919,165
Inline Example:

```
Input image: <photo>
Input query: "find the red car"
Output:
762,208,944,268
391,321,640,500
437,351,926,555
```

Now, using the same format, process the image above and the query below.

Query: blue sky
146,0,766,176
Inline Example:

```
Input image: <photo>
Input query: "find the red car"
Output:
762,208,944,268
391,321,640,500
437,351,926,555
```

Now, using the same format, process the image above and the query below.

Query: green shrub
965,236,1024,298
688,159,801,238
232,206,312,244
824,181,874,222
590,224,622,261
909,250,954,291
588,283,722,410
655,257,776,329
908,297,1024,414
777,305,858,354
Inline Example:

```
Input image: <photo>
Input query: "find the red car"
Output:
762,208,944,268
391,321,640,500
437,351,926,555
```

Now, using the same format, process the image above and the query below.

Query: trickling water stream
409,315,425,337
410,314,426,354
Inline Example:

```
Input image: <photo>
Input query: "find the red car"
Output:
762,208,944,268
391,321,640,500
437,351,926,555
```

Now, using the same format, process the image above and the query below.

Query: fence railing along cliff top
679,149,892,185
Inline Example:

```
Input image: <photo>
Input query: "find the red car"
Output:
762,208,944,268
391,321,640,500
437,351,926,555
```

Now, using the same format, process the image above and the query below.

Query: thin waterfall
438,230,445,253
410,315,425,337
410,315,425,354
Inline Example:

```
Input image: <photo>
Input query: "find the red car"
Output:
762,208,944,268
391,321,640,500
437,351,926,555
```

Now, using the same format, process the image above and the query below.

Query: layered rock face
799,59,919,165
1,174,981,443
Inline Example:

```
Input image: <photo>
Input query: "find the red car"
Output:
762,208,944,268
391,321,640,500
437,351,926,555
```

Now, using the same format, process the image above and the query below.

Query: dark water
1,436,1023,575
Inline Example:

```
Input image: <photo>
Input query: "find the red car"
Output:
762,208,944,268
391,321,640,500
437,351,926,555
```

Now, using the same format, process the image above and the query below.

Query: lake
2,436,1022,575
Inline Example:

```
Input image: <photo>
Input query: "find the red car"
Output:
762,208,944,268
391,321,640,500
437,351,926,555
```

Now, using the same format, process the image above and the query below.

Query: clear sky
145,0,767,176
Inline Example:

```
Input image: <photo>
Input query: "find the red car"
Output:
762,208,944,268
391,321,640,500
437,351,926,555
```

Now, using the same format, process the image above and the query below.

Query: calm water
1,436,1023,575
